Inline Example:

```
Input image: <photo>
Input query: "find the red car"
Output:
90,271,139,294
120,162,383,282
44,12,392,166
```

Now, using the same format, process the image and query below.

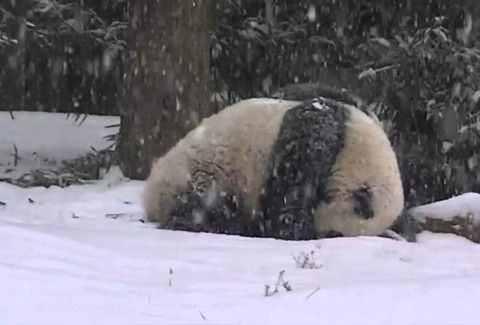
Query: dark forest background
2,0,480,207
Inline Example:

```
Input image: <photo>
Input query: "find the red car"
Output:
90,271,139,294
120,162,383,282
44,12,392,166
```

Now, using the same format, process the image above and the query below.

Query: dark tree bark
0,1,25,111
118,0,213,179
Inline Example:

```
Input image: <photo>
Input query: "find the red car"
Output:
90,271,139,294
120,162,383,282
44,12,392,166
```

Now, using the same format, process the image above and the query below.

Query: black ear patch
353,184,374,219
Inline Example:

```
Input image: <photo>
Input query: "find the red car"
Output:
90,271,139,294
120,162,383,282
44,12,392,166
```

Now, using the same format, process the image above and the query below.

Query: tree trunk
0,1,25,111
118,0,212,179
265,0,275,26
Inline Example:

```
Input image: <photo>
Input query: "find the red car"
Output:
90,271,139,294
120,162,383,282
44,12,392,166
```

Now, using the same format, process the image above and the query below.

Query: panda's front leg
284,210,316,240
270,208,316,240
163,175,246,235
316,230,344,239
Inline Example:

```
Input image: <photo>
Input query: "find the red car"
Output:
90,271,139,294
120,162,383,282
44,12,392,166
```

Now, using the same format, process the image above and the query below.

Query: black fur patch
318,230,344,238
352,184,374,219
260,98,349,240
163,179,247,235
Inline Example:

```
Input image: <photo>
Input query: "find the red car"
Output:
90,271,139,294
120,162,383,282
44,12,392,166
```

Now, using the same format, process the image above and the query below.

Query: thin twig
265,270,291,296
305,287,320,300
12,144,19,167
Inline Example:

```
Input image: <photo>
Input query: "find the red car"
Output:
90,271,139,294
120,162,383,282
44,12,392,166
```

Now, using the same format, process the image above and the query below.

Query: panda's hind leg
163,176,245,235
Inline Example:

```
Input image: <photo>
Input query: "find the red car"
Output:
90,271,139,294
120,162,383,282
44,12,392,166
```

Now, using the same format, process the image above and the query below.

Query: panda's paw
277,211,316,240
379,229,408,242
317,230,344,239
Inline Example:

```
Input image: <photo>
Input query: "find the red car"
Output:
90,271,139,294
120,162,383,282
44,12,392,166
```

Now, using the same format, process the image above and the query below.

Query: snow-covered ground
2,111,480,324
0,111,118,179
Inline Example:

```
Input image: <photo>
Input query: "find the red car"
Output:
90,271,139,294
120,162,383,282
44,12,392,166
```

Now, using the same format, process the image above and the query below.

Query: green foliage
24,0,127,113
212,1,349,102
356,17,480,205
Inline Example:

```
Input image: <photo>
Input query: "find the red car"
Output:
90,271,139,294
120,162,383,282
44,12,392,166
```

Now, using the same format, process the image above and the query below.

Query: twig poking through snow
283,281,292,292
11,144,19,167
305,287,320,300
169,268,173,287
105,213,122,219
265,270,292,296
264,285,271,296
292,250,322,269
105,213,144,222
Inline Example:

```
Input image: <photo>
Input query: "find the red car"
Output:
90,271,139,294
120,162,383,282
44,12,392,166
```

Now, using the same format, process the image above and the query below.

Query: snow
2,112,480,324
410,192,480,222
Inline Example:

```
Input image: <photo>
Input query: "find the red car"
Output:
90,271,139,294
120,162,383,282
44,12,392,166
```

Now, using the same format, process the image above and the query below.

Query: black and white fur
143,98,404,240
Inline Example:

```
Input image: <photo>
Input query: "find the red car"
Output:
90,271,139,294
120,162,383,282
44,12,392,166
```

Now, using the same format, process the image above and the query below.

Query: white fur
143,98,404,237
313,106,404,236
142,98,299,224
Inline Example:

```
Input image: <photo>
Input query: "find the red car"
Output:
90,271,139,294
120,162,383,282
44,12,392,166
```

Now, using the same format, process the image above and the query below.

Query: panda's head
311,101,404,237
260,97,404,239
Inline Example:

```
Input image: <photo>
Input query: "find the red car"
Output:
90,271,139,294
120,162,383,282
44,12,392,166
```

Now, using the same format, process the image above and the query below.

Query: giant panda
142,97,404,240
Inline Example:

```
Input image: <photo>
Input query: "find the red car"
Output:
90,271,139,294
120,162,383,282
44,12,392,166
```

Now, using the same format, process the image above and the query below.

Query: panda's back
169,98,300,217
